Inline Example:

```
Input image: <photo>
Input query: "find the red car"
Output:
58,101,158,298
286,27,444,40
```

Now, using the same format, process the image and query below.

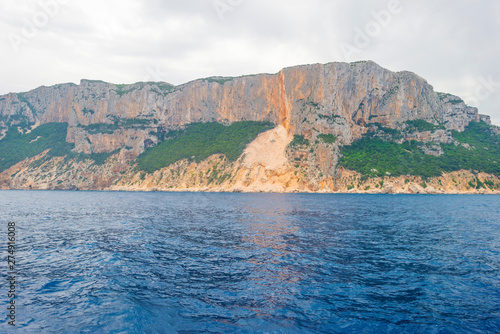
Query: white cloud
0,0,499,124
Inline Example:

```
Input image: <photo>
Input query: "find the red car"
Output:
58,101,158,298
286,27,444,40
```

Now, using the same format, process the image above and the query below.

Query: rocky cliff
0,61,498,193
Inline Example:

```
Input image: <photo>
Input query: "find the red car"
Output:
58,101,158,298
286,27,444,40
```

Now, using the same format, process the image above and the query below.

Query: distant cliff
0,61,498,193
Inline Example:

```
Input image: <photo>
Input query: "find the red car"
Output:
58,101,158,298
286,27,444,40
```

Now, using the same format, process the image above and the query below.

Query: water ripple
0,191,499,333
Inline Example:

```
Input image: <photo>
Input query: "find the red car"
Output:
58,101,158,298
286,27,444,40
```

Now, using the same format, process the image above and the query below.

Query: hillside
0,61,499,193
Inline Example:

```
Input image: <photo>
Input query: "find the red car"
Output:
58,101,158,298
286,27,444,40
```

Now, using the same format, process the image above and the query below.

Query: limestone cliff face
0,61,486,156
0,61,497,193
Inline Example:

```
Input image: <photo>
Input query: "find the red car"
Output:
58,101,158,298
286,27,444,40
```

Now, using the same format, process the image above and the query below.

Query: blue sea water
0,191,499,333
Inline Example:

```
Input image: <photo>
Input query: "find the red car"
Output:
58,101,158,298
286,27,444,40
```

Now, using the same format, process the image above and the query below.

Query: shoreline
1,187,499,195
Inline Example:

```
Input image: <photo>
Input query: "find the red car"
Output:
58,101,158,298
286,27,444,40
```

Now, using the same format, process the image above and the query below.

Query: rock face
0,61,487,156
0,60,497,193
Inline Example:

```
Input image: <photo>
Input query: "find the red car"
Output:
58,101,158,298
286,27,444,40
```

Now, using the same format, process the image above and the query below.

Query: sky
1,0,499,125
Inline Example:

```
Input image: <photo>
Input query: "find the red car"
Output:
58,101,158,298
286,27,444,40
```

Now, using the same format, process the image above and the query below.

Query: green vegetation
67,150,119,165
150,82,176,95
83,79,107,84
290,135,310,148
475,177,485,189
150,128,182,142
452,121,496,146
484,180,497,190
87,151,114,165
350,61,368,67
204,77,235,85
405,120,444,132
306,101,320,109
437,92,453,101
437,92,463,105
82,107,95,115
365,120,444,141
79,123,118,134
114,84,129,97
317,114,340,122
381,84,400,105
0,123,122,172
448,99,464,105
368,123,403,138
114,82,176,97
317,133,337,144
0,123,74,172
5,113,32,130
78,117,153,134
340,122,500,178
17,93,37,114
136,121,274,173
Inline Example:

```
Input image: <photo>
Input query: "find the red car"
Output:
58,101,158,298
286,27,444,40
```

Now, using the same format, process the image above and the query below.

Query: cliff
0,61,498,193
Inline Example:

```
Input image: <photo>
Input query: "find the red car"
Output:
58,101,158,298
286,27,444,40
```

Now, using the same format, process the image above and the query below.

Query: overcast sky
1,0,499,124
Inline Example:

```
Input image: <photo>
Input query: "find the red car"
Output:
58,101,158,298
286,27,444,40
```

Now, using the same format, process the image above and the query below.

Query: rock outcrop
0,61,487,155
0,61,497,193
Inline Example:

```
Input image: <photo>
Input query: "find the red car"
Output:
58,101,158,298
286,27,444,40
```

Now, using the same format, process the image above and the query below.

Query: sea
0,191,499,333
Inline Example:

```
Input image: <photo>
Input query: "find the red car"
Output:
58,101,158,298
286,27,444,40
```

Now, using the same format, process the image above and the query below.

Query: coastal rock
0,61,484,156
409,184,425,194
0,61,498,193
